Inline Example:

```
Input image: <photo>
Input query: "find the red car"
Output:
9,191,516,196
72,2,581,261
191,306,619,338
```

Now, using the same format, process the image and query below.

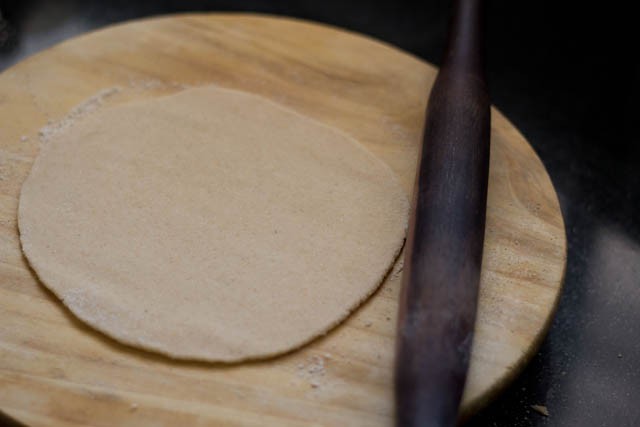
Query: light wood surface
0,14,566,426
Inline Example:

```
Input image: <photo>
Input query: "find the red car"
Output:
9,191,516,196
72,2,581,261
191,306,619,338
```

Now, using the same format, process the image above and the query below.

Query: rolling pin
394,0,490,425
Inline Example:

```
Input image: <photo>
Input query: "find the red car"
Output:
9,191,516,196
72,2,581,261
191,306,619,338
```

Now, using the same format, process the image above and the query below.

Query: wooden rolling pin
394,0,490,426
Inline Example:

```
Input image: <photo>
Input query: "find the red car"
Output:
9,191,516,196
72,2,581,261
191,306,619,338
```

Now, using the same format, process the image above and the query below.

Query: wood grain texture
0,14,566,426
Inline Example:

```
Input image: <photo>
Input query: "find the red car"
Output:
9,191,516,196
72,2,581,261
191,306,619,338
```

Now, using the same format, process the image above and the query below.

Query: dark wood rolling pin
394,0,490,426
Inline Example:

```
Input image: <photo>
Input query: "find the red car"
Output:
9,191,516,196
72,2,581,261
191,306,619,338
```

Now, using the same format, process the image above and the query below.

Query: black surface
1,1,639,426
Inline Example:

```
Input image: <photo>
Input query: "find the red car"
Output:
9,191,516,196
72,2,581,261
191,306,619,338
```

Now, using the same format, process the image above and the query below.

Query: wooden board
0,14,566,426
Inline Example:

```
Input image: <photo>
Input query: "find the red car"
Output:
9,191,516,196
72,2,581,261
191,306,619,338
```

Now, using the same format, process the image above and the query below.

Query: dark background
1,1,639,426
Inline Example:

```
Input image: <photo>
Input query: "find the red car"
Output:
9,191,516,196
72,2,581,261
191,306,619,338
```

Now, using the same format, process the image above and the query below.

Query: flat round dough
18,86,409,362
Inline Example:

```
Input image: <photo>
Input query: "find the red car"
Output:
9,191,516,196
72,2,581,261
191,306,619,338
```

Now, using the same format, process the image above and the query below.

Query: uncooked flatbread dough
19,86,409,362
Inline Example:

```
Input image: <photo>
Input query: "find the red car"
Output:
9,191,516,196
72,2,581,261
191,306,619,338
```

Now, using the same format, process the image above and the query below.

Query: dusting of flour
296,355,330,389
37,79,193,144
38,87,122,143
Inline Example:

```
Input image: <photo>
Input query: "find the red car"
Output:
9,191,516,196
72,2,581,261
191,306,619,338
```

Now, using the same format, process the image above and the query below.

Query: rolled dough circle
18,86,409,362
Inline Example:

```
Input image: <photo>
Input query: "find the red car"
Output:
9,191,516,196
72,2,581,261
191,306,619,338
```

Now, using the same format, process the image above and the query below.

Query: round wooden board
0,14,566,426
